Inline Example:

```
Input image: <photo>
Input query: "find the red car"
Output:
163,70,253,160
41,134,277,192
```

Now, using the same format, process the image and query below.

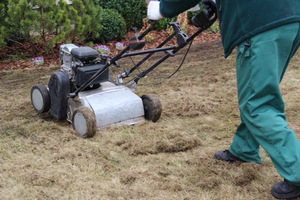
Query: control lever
169,22,189,46
192,0,217,29
191,10,211,28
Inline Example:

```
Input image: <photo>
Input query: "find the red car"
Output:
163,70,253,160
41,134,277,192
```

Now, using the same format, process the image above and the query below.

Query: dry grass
0,40,300,200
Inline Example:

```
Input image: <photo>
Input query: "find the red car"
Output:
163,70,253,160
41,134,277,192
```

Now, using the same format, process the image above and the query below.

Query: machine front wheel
31,85,51,113
141,94,162,122
72,106,97,138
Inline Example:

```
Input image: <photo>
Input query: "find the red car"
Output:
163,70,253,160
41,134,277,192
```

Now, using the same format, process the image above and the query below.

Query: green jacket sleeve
160,0,201,18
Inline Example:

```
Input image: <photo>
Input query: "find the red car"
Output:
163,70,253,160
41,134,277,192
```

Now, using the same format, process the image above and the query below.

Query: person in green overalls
147,0,300,199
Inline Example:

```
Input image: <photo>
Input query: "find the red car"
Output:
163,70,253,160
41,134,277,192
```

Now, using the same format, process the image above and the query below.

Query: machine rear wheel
72,106,97,138
31,85,51,113
141,94,162,122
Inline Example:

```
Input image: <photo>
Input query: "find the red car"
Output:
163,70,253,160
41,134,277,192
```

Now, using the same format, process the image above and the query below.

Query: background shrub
206,21,220,33
95,8,126,44
71,0,103,43
0,0,9,47
98,0,147,30
3,0,103,53
154,17,177,31
5,0,41,53
1,0,25,46
4,0,74,53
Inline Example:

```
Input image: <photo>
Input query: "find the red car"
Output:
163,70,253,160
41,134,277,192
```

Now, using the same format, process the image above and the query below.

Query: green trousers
228,22,300,185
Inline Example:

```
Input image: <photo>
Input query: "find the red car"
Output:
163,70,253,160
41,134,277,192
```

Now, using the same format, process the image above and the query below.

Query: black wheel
31,85,51,113
72,106,97,138
141,94,162,122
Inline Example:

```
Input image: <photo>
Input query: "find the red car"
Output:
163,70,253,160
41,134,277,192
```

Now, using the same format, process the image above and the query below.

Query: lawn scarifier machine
30,2,217,137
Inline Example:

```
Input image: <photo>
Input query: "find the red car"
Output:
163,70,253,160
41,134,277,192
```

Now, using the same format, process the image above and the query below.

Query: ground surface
1,34,300,199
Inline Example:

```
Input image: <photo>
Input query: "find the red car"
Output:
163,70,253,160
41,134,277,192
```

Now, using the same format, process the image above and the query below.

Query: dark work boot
271,179,300,199
214,150,246,163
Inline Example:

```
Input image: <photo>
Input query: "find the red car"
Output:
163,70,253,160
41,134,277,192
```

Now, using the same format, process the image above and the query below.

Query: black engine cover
48,71,70,119
71,47,98,61
76,64,109,87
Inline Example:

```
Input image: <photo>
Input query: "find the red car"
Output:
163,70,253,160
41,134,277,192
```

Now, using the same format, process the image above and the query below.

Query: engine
59,44,109,92
48,44,109,119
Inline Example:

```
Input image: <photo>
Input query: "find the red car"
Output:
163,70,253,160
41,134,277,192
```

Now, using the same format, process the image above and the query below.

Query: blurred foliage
95,8,126,44
0,0,218,55
98,0,147,30
153,17,177,31
206,21,220,34
0,0,9,46
2,0,103,53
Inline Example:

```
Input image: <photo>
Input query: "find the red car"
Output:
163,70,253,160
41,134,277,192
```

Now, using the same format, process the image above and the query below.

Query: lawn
0,40,299,200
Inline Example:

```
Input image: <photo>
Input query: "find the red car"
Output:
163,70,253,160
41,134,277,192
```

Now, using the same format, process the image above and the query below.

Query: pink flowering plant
94,45,110,54
32,57,44,66
116,42,126,50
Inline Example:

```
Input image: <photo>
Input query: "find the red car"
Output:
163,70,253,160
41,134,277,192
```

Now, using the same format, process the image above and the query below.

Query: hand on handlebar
147,1,164,20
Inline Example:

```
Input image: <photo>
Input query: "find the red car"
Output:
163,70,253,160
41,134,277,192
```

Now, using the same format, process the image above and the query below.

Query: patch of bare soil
117,132,202,156
233,163,261,186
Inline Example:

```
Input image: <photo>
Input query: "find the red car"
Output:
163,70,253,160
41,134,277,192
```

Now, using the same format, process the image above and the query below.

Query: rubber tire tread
141,94,162,122
31,84,51,113
72,107,97,138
